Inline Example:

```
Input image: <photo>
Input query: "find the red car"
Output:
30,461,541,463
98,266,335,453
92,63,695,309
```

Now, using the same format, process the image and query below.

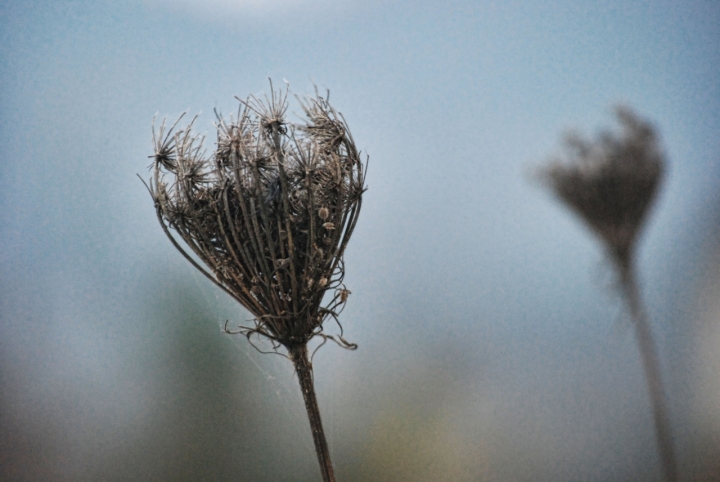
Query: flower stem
289,344,336,482
619,263,678,482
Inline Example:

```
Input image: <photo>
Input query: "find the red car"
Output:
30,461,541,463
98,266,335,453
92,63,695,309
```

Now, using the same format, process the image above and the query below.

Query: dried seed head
539,106,665,268
339,288,350,303
315,246,324,258
146,82,366,350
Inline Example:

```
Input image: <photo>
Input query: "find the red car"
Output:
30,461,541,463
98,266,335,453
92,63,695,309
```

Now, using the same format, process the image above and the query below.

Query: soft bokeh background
1,0,719,480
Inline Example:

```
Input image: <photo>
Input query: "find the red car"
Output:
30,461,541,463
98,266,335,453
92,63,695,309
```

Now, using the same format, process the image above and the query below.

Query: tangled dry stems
145,85,366,353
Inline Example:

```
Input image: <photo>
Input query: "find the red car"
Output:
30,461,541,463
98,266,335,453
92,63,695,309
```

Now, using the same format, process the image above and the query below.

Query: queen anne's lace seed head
145,83,366,351
539,106,665,270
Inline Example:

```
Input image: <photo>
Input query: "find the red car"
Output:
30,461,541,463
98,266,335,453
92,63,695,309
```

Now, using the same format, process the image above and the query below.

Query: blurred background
1,0,719,480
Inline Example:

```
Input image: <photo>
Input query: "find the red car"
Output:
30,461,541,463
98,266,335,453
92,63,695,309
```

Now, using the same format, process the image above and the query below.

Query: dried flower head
539,106,665,269
145,83,366,352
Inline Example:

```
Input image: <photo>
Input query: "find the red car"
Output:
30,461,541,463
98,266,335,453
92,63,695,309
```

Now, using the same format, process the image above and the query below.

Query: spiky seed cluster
147,86,366,350
540,106,665,268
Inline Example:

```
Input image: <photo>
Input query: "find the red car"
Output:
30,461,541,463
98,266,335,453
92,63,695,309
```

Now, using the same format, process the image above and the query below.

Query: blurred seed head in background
539,106,665,271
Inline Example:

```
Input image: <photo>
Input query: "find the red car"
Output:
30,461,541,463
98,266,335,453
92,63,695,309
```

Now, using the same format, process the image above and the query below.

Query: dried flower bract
145,83,366,352
539,106,664,269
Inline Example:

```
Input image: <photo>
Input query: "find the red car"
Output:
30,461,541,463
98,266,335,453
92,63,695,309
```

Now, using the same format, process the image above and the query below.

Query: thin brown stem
619,262,678,482
289,343,336,482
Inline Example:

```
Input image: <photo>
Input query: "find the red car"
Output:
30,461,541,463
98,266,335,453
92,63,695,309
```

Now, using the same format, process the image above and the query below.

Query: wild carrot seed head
146,83,366,351
539,106,665,269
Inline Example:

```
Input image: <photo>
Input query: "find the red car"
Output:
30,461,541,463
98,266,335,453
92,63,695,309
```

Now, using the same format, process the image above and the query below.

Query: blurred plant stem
290,344,335,482
618,260,678,482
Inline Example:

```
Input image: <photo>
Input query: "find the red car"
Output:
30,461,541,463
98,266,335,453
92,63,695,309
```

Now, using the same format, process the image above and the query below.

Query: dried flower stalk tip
146,83,366,352
539,106,665,269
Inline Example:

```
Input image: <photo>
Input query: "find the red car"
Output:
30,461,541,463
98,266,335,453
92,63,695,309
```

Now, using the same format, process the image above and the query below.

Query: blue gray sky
1,1,719,480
